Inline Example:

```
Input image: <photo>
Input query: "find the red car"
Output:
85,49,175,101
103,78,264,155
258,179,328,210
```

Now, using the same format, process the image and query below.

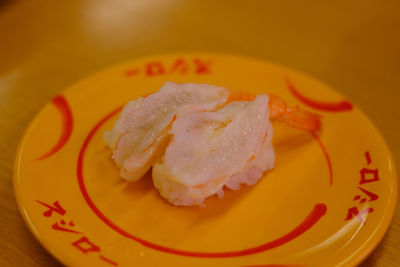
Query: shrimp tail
280,107,322,131
228,92,322,131
268,93,322,131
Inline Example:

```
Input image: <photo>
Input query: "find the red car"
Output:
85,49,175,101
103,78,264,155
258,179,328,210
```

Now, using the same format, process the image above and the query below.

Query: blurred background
0,0,399,266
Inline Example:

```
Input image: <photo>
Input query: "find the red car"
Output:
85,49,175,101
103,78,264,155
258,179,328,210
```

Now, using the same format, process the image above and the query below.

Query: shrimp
104,82,229,181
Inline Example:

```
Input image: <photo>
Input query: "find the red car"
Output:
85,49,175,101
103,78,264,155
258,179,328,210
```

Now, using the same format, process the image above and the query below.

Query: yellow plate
14,53,397,267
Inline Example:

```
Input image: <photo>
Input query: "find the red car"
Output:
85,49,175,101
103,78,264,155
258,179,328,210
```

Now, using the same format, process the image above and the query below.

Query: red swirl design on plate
99,255,118,266
37,95,73,160
310,131,333,186
285,78,353,112
77,107,327,258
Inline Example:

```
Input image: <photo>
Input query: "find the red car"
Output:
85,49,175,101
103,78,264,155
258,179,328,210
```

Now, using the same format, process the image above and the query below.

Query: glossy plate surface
14,53,397,267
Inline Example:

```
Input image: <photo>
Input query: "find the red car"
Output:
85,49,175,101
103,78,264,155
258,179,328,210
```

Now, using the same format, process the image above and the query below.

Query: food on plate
104,82,229,181
104,82,321,206
153,95,274,206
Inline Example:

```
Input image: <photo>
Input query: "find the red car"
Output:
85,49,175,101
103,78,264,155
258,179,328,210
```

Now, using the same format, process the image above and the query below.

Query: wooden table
0,0,399,266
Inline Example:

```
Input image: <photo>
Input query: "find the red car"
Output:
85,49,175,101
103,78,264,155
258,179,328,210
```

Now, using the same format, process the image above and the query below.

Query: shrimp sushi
104,82,229,181
105,82,321,206
152,95,275,206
